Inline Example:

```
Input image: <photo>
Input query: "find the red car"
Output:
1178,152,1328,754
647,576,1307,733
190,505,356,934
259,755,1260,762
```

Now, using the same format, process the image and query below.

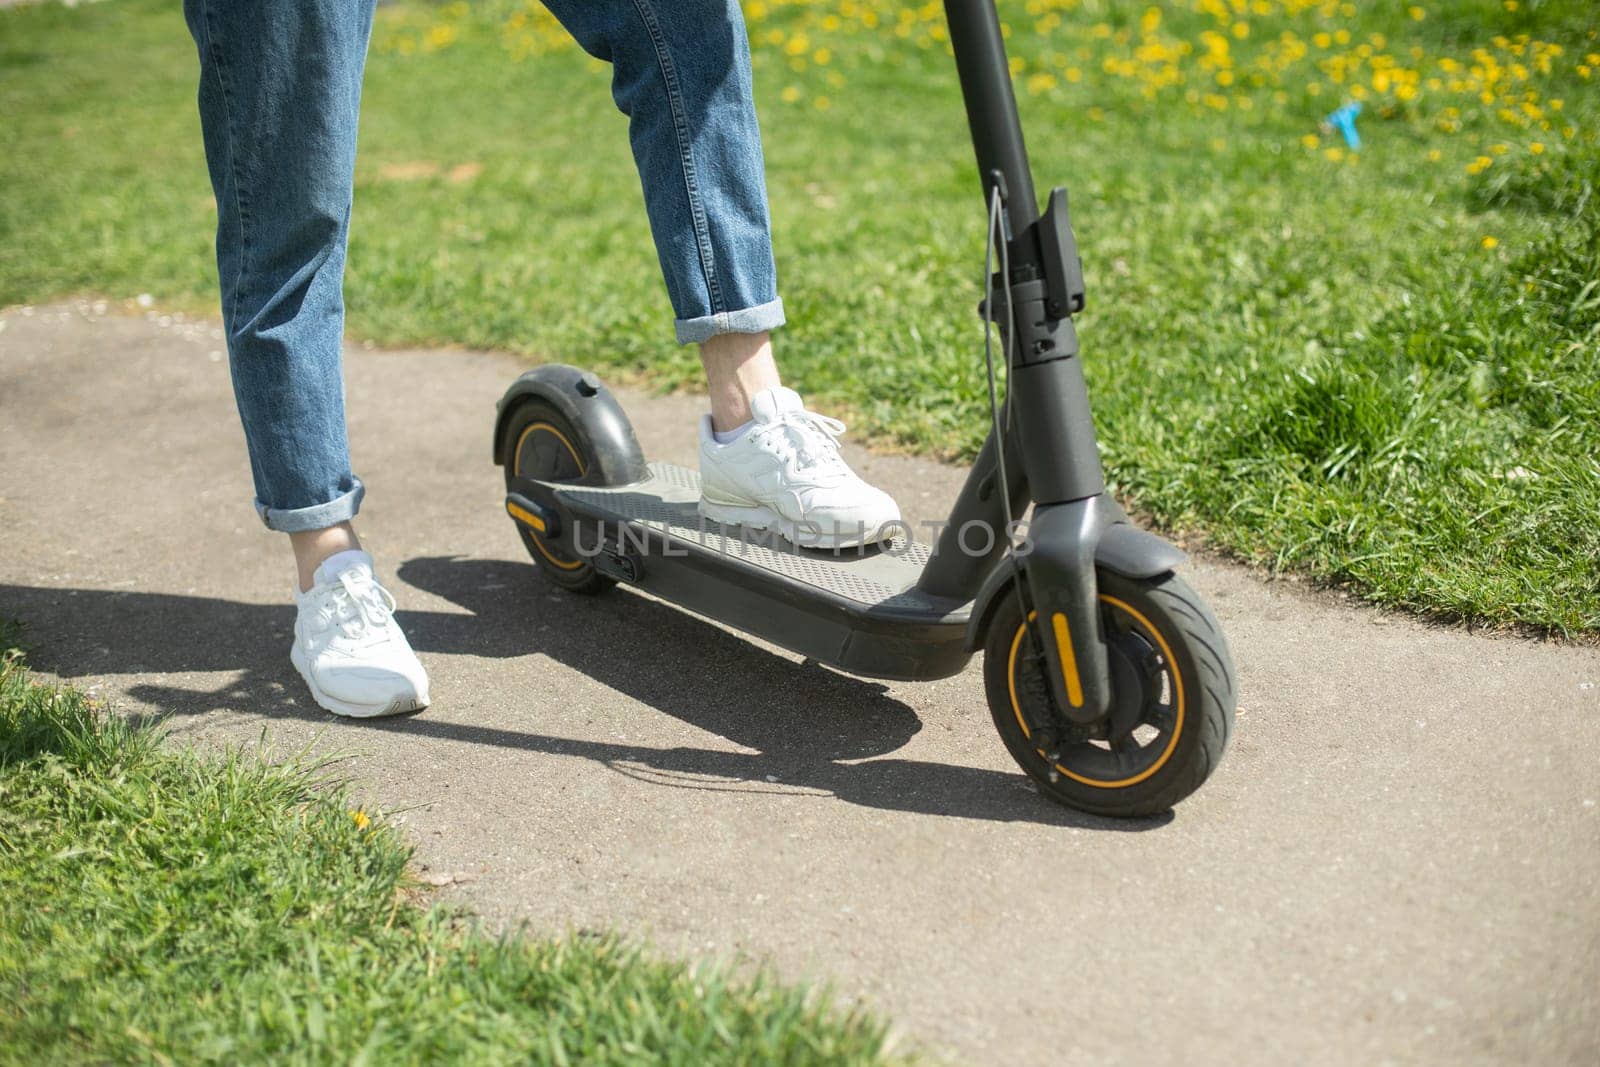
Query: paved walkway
2,301,1596,1064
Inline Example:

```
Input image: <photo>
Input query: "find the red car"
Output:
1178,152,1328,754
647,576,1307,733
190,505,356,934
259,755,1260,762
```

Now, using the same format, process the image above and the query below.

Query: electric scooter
492,0,1236,818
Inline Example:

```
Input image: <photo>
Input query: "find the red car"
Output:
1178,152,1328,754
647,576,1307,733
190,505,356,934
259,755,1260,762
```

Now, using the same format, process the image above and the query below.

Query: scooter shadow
0,568,1170,830
392,556,1170,830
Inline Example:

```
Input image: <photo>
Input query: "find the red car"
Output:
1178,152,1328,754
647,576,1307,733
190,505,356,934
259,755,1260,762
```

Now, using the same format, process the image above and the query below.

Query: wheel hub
1010,600,1177,784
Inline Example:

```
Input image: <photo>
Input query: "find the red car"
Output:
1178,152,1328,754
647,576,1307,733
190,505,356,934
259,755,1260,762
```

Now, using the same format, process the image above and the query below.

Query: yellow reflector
506,501,546,532
1050,612,1085,708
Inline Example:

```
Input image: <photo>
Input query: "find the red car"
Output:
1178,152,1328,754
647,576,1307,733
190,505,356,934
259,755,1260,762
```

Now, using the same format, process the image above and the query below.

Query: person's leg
184,0,371,565
542,0,898,547
541,0,784,424
185,0,427,715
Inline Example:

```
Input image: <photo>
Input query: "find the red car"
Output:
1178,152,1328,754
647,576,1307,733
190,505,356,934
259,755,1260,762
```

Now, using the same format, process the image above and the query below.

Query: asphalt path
2,301,1596,1064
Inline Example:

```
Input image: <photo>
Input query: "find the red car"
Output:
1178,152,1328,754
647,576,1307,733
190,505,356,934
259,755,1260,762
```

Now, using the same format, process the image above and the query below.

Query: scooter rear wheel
501,399,613,595
983,569,1235,817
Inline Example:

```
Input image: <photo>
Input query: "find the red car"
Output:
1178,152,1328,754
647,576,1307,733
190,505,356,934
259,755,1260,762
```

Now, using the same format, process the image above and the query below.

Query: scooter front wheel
983,569,1236,817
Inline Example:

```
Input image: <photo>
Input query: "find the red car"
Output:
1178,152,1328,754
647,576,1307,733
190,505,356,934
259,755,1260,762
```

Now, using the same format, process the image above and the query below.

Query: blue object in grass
1327,102,1363,151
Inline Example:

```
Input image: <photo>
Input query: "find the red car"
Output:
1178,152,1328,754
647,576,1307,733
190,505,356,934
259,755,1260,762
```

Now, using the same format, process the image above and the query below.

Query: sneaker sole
698,499,892,550
290,644,429,719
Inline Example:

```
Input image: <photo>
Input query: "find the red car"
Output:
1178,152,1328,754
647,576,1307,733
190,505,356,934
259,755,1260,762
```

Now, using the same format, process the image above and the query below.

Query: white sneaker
698,386,901,549
290,550,430,718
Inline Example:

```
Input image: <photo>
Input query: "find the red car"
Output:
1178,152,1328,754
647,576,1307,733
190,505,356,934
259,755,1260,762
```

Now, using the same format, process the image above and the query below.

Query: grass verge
0,627,900,1065
2,0,1596,632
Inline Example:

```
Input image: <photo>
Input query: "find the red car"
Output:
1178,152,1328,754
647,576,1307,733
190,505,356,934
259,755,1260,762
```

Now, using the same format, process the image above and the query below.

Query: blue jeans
184,0,784,533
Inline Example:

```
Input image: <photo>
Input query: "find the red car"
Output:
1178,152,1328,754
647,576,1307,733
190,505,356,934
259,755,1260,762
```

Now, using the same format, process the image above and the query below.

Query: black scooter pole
944,0,1039,249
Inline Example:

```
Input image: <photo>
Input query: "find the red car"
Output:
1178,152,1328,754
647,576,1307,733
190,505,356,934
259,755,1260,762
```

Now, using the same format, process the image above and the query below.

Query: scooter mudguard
492,363,649,487
1094,521,1187,580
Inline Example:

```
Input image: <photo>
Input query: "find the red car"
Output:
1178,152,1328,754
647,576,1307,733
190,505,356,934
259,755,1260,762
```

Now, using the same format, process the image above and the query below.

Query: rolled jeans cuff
674,296,786,345
255,477,365,533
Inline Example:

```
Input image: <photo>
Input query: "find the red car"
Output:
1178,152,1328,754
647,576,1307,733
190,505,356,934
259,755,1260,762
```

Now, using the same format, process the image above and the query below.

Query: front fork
1024,499,1114,724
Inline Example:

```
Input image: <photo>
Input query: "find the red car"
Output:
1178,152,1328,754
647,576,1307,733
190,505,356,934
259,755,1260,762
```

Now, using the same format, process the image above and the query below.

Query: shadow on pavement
0,563,1171,831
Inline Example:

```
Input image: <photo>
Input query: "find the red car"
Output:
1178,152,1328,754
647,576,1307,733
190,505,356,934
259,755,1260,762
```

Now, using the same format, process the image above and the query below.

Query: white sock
712,419,754,445
311,548,372,589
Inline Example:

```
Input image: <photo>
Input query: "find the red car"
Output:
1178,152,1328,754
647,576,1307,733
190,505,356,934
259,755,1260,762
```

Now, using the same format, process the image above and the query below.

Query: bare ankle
699,331,780,432
289,522,362,593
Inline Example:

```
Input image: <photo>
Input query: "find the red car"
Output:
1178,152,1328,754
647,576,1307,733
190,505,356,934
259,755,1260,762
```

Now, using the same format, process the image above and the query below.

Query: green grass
2,0,1597,632
0,628,899,1065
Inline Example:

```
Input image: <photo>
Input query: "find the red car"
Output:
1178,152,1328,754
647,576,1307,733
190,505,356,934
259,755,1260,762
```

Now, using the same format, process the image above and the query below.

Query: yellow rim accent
512,420,585,571
1007,596,1185,789
505,501,546,533
1049,612,1085,708
514,421,587,478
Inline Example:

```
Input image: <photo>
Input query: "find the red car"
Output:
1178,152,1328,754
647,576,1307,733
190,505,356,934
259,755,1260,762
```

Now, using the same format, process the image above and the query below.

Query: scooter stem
944,0,1038,238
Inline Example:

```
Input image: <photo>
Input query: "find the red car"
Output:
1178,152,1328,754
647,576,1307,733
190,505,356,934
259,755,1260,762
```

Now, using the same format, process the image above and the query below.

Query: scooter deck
548,463,973,680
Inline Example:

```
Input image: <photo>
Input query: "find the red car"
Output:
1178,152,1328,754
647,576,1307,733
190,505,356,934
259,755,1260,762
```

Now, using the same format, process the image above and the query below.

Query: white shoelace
313,570,397,641
757,410,850,477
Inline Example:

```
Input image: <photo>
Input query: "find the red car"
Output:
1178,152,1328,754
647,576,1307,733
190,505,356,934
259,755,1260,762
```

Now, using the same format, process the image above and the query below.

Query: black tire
501,399,613,595
983,569,1235,817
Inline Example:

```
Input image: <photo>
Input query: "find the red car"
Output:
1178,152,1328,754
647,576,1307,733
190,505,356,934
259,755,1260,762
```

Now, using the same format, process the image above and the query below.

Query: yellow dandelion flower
1489,143,1509,155
1301,133,1320,149
780,85,801,103
814,95,832,111
351,809,371,830
1324,147,1345,162
1466,155,1492,174
1481,236,1499,249
424,24,457,51
1529,142,1545,154
1427,148,1442,161
1409,5,1426,18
